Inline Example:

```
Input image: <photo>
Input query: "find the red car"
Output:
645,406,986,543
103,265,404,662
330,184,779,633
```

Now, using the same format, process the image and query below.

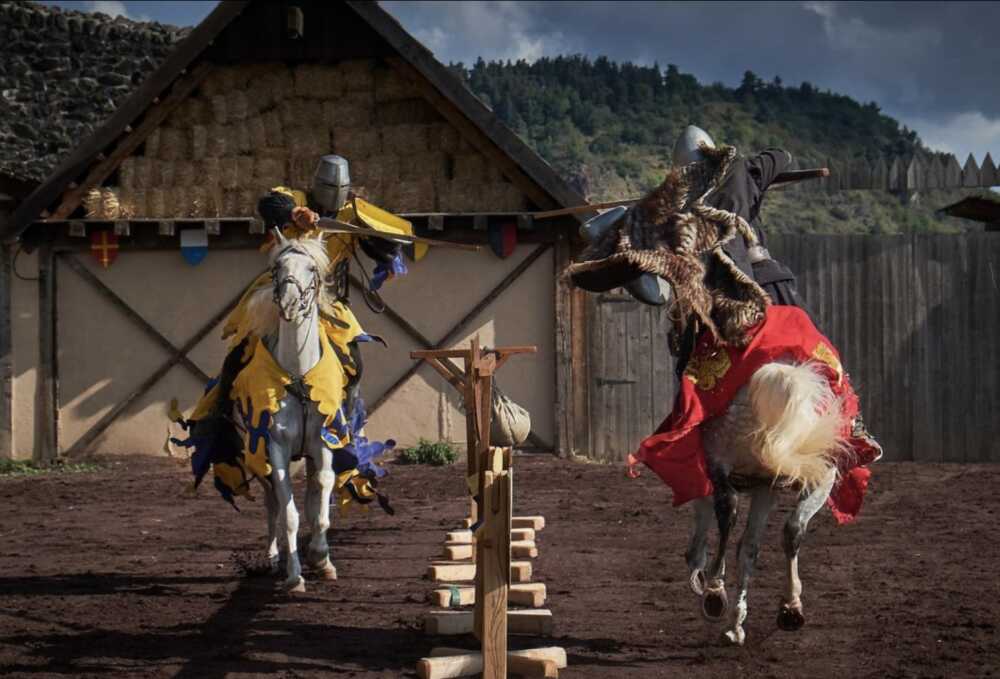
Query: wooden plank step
511,540,538,558
511,516,545,530
424,609,553,636
462,516,545,530
426,561,532,583
444,540,537,560
446,528,535,543
417,647,566,679
430,583,547,608
443,543,474,561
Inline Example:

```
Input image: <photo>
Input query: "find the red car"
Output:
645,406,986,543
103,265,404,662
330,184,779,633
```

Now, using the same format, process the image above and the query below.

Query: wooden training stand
412,338,566,678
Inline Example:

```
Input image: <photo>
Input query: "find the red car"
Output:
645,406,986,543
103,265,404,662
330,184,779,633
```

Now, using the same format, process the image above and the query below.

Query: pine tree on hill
451,56,987,233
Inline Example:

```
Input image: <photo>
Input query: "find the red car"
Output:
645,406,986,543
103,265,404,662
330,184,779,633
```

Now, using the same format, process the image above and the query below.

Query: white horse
242,230,343,592
685,358,851,645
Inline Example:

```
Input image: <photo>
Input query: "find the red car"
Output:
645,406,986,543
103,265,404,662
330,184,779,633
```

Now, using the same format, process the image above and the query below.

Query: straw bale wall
105,60,530,218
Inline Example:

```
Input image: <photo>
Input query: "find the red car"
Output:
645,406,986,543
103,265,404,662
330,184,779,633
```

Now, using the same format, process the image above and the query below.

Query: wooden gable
7,0,585,240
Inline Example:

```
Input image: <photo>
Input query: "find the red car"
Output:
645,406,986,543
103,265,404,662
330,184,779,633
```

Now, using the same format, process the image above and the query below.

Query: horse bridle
271,246,320,322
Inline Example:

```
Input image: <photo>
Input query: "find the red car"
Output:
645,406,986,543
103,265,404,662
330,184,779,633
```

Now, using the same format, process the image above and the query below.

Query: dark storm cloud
382,1,1000,160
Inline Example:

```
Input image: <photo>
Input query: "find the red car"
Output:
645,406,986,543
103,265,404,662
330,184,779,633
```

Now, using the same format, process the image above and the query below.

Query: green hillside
450,56,991,234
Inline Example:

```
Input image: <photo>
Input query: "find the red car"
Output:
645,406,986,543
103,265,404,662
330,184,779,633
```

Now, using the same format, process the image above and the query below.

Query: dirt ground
0,454,997,678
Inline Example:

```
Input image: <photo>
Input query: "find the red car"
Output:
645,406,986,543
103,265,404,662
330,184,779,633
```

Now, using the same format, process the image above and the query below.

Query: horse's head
269,229,329,324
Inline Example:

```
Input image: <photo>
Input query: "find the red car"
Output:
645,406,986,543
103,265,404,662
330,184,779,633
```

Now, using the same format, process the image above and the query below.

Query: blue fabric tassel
339,398,395,478
370,253,407,291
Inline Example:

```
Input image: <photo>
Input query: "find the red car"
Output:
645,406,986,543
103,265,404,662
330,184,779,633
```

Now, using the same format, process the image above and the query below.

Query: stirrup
851,414,883,460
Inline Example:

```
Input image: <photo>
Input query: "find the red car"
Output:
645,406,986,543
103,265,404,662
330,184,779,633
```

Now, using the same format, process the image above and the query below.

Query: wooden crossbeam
64,270,264,457
49,62,213,222
62,254,210,383
371,244,550,415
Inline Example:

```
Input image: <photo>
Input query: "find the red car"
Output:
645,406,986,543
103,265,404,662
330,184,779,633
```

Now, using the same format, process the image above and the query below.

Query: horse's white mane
243,235,338,339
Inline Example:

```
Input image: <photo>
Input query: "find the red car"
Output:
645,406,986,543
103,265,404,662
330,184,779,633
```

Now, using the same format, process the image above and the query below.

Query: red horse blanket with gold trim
628,306,880,524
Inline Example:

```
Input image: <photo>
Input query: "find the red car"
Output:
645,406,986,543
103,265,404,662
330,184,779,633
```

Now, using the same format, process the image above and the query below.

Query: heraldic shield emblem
180,228,208,266
89,230,118,269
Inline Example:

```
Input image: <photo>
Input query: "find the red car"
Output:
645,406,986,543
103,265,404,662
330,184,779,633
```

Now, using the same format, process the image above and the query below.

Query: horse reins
271,245,320,323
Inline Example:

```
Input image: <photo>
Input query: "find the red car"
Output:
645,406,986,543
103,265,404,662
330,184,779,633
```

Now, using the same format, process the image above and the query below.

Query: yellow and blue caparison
170,190,414,513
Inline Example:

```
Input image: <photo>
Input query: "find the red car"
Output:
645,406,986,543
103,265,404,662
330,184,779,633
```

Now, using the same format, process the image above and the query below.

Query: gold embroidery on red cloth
811,342,843,384
684,348,732,391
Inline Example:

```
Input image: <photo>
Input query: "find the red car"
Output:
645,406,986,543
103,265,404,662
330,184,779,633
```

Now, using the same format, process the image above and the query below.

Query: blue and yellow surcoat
173,194,412,513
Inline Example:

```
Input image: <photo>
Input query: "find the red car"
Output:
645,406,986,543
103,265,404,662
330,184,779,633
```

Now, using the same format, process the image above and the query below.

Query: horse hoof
702,585,728,621
285,576,306,593
689,570,706,596
777,603,805,631
723,628,746,646
318,563,337,581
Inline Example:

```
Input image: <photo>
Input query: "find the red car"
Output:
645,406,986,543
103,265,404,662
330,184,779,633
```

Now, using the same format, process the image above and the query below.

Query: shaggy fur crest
563,144,771,347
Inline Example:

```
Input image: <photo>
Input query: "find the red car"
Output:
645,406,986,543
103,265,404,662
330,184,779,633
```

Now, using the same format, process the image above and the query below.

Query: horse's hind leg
778,467,836,631
686,497,713,596
703,463,738,621
724,486,777,645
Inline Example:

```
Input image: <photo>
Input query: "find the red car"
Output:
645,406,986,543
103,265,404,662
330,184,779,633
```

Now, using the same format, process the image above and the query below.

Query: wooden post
553,237,571,457
35,244,58,461
0,242,12,459
411,343,558,676
980,153,997,187
477,464,512,679
962,154,980,188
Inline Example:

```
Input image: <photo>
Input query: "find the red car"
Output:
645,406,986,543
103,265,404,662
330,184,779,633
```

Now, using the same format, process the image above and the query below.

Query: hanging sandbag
489,380,531,447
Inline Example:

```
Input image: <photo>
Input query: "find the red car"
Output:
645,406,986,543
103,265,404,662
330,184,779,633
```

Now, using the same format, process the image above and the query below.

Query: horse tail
748,361,849,491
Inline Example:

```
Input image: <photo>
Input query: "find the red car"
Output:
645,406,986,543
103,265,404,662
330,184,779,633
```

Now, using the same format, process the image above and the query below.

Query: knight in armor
669,125,802,375
565,125,880,453
171,155,411,511
670,125,878,450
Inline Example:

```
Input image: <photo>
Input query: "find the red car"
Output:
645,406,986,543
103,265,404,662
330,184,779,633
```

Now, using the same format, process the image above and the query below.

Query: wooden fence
579,233,1000,464
784,152,997,193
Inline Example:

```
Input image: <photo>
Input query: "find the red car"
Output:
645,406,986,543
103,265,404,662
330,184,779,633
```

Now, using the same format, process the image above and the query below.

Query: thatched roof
0,1,188,185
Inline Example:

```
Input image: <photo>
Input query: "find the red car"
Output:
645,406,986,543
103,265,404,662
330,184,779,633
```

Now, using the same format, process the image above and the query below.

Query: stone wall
0,1,184,183
110,61,530,217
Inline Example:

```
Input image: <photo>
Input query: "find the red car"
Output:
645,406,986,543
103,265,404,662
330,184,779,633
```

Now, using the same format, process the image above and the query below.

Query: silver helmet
671,125,715,166
312,155,351,215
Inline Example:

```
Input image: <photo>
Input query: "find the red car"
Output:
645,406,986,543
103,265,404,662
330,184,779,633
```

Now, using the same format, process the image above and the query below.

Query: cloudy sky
43,1,1000,164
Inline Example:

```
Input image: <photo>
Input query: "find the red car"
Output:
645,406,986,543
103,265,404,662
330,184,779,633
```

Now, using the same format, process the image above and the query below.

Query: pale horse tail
748,361,851,491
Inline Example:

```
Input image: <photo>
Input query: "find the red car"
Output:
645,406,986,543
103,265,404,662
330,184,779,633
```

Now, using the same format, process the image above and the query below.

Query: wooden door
585,289,678,463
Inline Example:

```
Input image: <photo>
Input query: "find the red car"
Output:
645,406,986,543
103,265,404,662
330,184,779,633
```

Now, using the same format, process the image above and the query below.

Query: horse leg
306,443,337,580
268,418,305,592
686,496,714,596
724,486,777,645
778,467,836,631
702,463,738,621
261,477,283,575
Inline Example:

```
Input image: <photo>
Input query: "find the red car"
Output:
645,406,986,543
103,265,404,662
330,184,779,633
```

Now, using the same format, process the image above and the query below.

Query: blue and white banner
180,228,208,266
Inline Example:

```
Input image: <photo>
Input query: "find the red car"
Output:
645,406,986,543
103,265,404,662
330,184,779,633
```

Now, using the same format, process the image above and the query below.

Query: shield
488,221,517,259
180,228,208,266
89,230,118,269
